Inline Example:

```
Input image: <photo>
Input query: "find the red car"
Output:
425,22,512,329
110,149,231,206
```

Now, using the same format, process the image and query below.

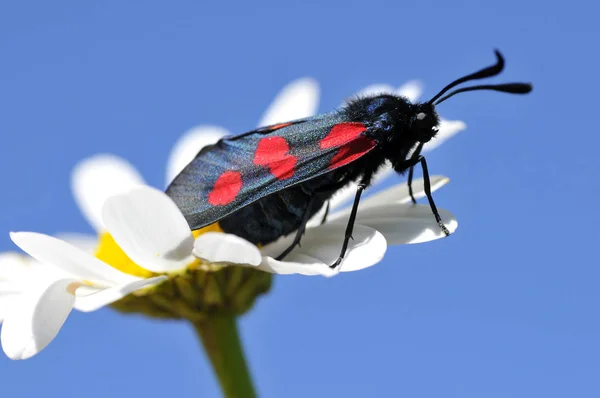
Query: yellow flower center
95,223,225,277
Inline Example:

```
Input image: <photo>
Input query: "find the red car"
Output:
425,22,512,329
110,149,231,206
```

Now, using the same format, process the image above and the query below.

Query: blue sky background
1,1,598,397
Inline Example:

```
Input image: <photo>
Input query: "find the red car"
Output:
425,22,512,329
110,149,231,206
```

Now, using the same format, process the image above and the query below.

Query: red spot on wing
253,136,297,180
320,122,375,169
208,171,243,206
329,137,375,169
319,122,368,149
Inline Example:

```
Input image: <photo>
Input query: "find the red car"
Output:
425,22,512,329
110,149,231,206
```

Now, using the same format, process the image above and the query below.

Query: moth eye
416,112,427,120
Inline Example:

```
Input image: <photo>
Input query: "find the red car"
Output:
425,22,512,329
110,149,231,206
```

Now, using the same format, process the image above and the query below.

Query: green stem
193,315,257,398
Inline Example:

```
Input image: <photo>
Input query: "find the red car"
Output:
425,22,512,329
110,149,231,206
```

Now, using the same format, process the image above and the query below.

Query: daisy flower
0,78,319,321
1,179,391,360
1,175,453,360
0,78,464,360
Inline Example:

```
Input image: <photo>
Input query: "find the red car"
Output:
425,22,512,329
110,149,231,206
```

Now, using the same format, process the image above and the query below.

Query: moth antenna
428,50,505,104
433,83,533,105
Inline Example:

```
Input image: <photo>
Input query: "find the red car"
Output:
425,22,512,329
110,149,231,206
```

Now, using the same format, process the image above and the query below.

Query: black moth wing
166,111,378,230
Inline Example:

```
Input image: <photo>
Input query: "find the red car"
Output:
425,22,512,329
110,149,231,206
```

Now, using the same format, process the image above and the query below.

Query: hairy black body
218,94,427,245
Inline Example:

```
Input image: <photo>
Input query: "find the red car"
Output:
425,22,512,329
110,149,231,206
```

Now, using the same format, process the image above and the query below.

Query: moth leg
407,143,424,204
329,183,367,269
407,166,416,204
401,154,450,236
276,183,343,261
275,196,317,261
320,201,330,225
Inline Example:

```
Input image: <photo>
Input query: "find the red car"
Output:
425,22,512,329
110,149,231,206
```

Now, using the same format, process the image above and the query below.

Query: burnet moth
167,50,532,268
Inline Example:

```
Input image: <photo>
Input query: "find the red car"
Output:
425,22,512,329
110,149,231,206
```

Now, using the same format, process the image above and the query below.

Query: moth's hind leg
320,201,330,225
275,184,340,261
274,196,318,261
329,183,366,269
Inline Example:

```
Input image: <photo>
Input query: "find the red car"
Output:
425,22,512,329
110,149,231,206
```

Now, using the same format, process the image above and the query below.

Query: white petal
74,276,167,312
55,233,99,255
102,186,194,273
10,232,139,286
257,255,338,277
423,118,467,153
193,233,261,266
0,283,20,294
0,252,66,289
396,80,423,102
165,126,230,187
0,292,19,323
0,252,30,281
341,204,458,245
0,273,29,295
328,176,450,221
1,279,77,360
72,155,146,232
259,78,319,126
260,223,386,273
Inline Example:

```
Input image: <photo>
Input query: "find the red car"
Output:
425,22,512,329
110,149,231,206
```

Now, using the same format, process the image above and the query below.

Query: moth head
410,102,439,143
409,50,533,143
